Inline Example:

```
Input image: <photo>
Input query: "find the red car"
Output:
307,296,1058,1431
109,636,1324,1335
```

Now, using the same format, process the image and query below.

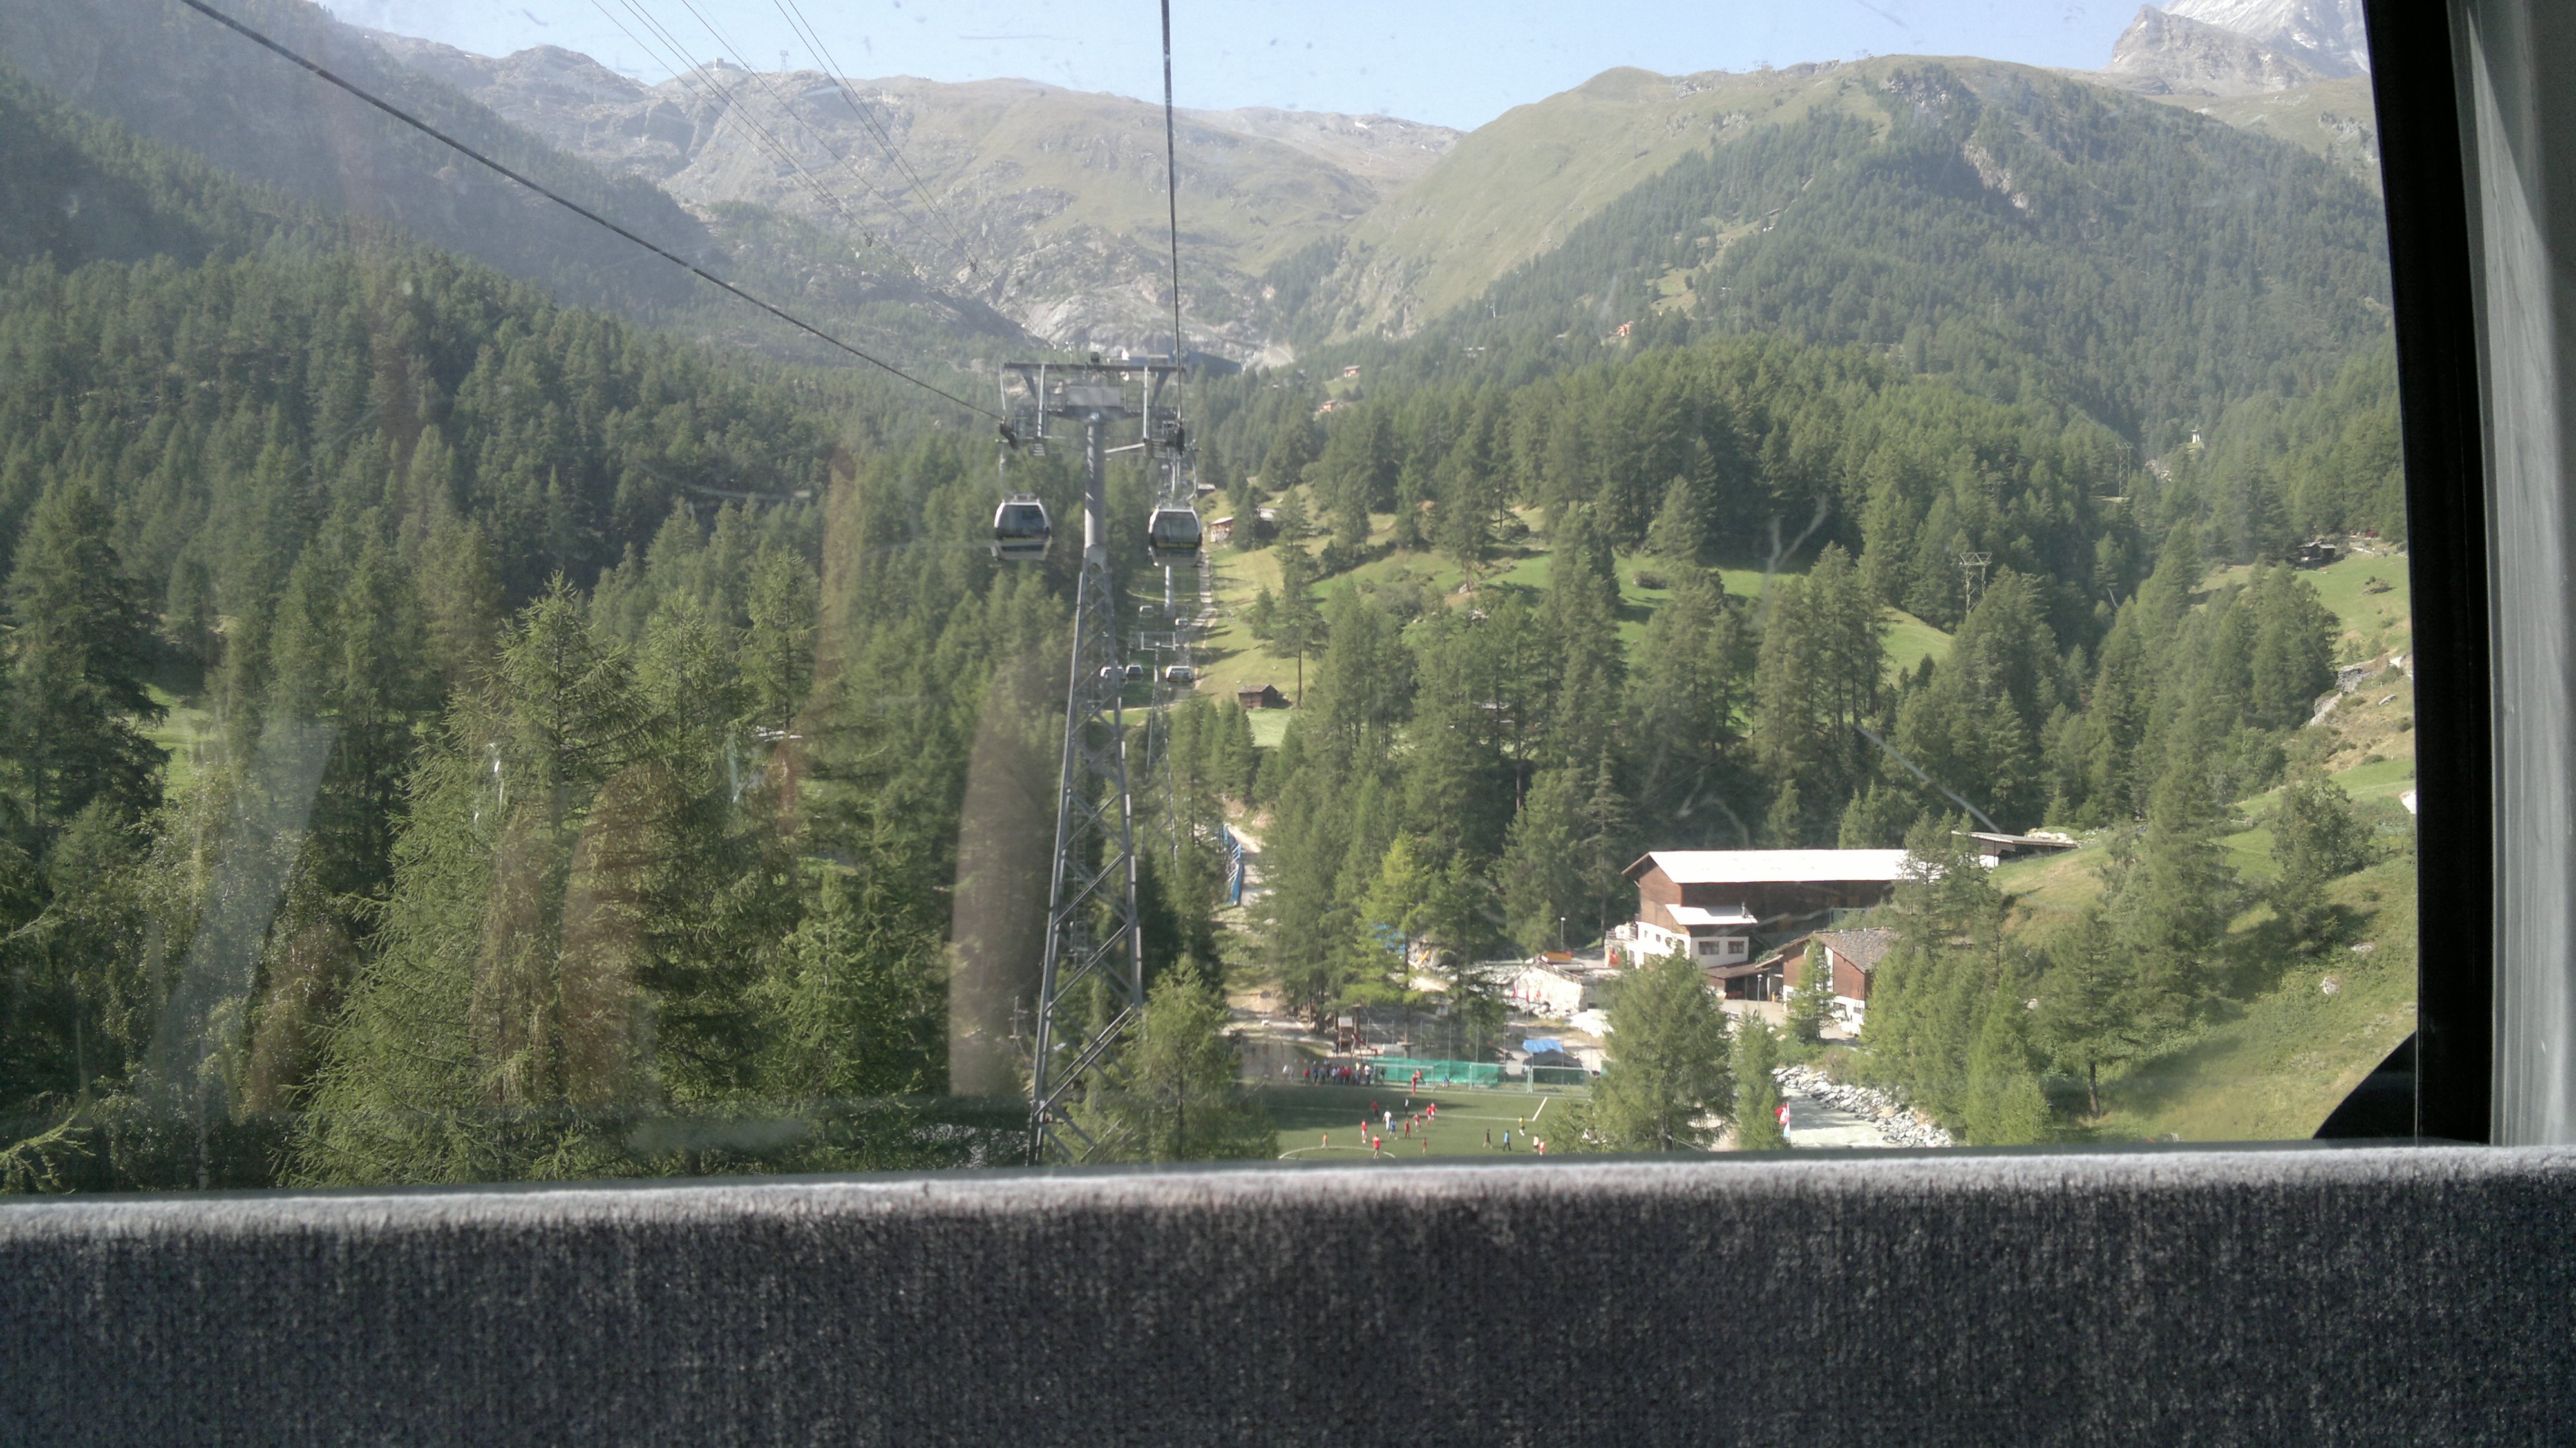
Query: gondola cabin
1146,504,1202,563
991,495,1051,561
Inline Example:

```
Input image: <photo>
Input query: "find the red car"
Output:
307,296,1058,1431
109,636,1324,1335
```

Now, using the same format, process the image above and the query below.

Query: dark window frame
2369,0,2493,1143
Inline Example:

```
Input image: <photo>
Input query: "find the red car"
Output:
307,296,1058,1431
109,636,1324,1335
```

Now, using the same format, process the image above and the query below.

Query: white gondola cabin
1146,504,1202,563
991,494,1051,560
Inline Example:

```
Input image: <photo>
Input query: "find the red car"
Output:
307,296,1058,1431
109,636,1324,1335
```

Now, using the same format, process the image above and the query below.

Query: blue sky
322,1,2137,131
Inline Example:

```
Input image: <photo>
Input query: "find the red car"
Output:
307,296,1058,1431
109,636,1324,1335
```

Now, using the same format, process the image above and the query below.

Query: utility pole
1956,550,1991,616
1004,360,1184,1163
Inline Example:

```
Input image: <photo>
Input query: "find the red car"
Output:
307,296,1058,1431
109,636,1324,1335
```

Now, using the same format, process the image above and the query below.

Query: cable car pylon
1000,359,1186,1163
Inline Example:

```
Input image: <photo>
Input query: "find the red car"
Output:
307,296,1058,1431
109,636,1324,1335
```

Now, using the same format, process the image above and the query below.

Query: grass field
2208,549,2412,662
2084,857,2418,1142
1191,490,1955,724
141,681,219,797
1256,1080,1592,1161
1985,838,2418,1142
2304,550,2413,645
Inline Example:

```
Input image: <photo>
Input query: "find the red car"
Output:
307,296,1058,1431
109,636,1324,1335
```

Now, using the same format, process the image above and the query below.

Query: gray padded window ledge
7,1144,2573,1443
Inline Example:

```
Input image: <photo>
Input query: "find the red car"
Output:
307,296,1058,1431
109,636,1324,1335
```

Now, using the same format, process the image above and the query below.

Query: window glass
0,0,2410,1190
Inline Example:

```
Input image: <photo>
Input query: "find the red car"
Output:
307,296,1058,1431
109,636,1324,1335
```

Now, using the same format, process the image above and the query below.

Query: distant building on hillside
1956,830,2081,867
1616,849,1911,970
1207,515,1235,546
1236,683,1288,710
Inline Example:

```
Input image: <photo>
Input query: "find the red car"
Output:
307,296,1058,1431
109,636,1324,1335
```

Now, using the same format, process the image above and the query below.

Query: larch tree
1732,1016,1786,1150
3,480,163,836
1582,950,1732,1152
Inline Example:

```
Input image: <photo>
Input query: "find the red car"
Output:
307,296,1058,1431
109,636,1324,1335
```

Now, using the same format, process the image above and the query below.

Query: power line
1159,0,1186,370
170,0,1000,421
773,0,989,281
654,0,917,240
773,0,980,276
590,3,837,220
656,0,963,282
605,0,907,276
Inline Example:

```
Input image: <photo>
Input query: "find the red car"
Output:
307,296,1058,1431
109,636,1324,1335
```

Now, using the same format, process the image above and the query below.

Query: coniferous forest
0,32,2414,1186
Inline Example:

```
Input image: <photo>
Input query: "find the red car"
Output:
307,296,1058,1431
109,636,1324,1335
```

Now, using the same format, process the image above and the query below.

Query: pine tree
1645,473,1707,565
1960,973,2052,1144
761,873,945,1102
1732,1016,1786,1150
1303,593,1413,767
1581,950,1730,1151
2038,906,2137,1118
1361,832,1439,975
1074,961,1274,1161
1764,777,1804,847
1499,765,1584,953
1390,458,1430,551
2269,768,2368,947
1269,543,1327,703
1575,750,1634,944
3,480,163,836
1786,943,1833,1045
1624,571,1747,823
741,544,819,734
2248,566,2338,729
1861,814,2009,1123
2115,743,2238,1034
1260,418,1317,499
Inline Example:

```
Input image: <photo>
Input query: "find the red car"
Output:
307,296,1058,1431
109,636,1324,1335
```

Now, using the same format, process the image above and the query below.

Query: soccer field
1254,1081,1589,1161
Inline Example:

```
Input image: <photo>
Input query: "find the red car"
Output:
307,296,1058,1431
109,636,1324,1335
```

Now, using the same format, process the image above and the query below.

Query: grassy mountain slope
1300,62,1867,341
1984,548,2416,1139
2145,75,2383,192
1293,57,2391,453
0,0,1031,370
1191,488,1953,736
0,0,706,312
0,62,317,267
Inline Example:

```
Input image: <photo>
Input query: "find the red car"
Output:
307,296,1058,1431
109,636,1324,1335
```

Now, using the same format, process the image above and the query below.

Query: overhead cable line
604,0,913,276
772,0,990,280
169,0,1001,421
656,0,965,281
1159,0,1186,372
772,0,983,276
589,2,846,224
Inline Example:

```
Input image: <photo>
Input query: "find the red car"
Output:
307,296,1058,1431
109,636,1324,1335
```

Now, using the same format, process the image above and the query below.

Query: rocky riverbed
1776,1065,1956,1149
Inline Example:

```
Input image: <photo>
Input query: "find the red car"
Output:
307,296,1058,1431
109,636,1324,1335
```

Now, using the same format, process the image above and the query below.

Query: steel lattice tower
1007,362,1183,1163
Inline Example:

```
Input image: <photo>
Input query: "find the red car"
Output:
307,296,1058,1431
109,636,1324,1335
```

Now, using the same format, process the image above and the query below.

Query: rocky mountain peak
2164,0,2370,74
2104,1,2367,97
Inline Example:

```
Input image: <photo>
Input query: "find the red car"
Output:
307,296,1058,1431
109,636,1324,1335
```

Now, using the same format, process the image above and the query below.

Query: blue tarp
1520,1038,1562,1054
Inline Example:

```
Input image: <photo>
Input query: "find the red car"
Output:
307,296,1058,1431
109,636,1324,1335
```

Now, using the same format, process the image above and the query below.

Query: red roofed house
1618,850,1910,978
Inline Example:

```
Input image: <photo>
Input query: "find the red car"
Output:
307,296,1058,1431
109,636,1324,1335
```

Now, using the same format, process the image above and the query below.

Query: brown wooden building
1788,927,1899,1028
1621,850,1909,967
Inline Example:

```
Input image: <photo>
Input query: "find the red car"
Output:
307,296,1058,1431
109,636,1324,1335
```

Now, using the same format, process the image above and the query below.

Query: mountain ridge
0,0,1036,368
361,33,1441,360
7,2,2393,393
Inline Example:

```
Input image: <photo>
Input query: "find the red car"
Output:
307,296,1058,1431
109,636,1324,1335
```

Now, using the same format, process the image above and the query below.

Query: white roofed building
1615,850,1912,971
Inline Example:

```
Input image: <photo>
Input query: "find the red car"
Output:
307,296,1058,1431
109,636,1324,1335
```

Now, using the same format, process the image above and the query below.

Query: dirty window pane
0,1,2407,1190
